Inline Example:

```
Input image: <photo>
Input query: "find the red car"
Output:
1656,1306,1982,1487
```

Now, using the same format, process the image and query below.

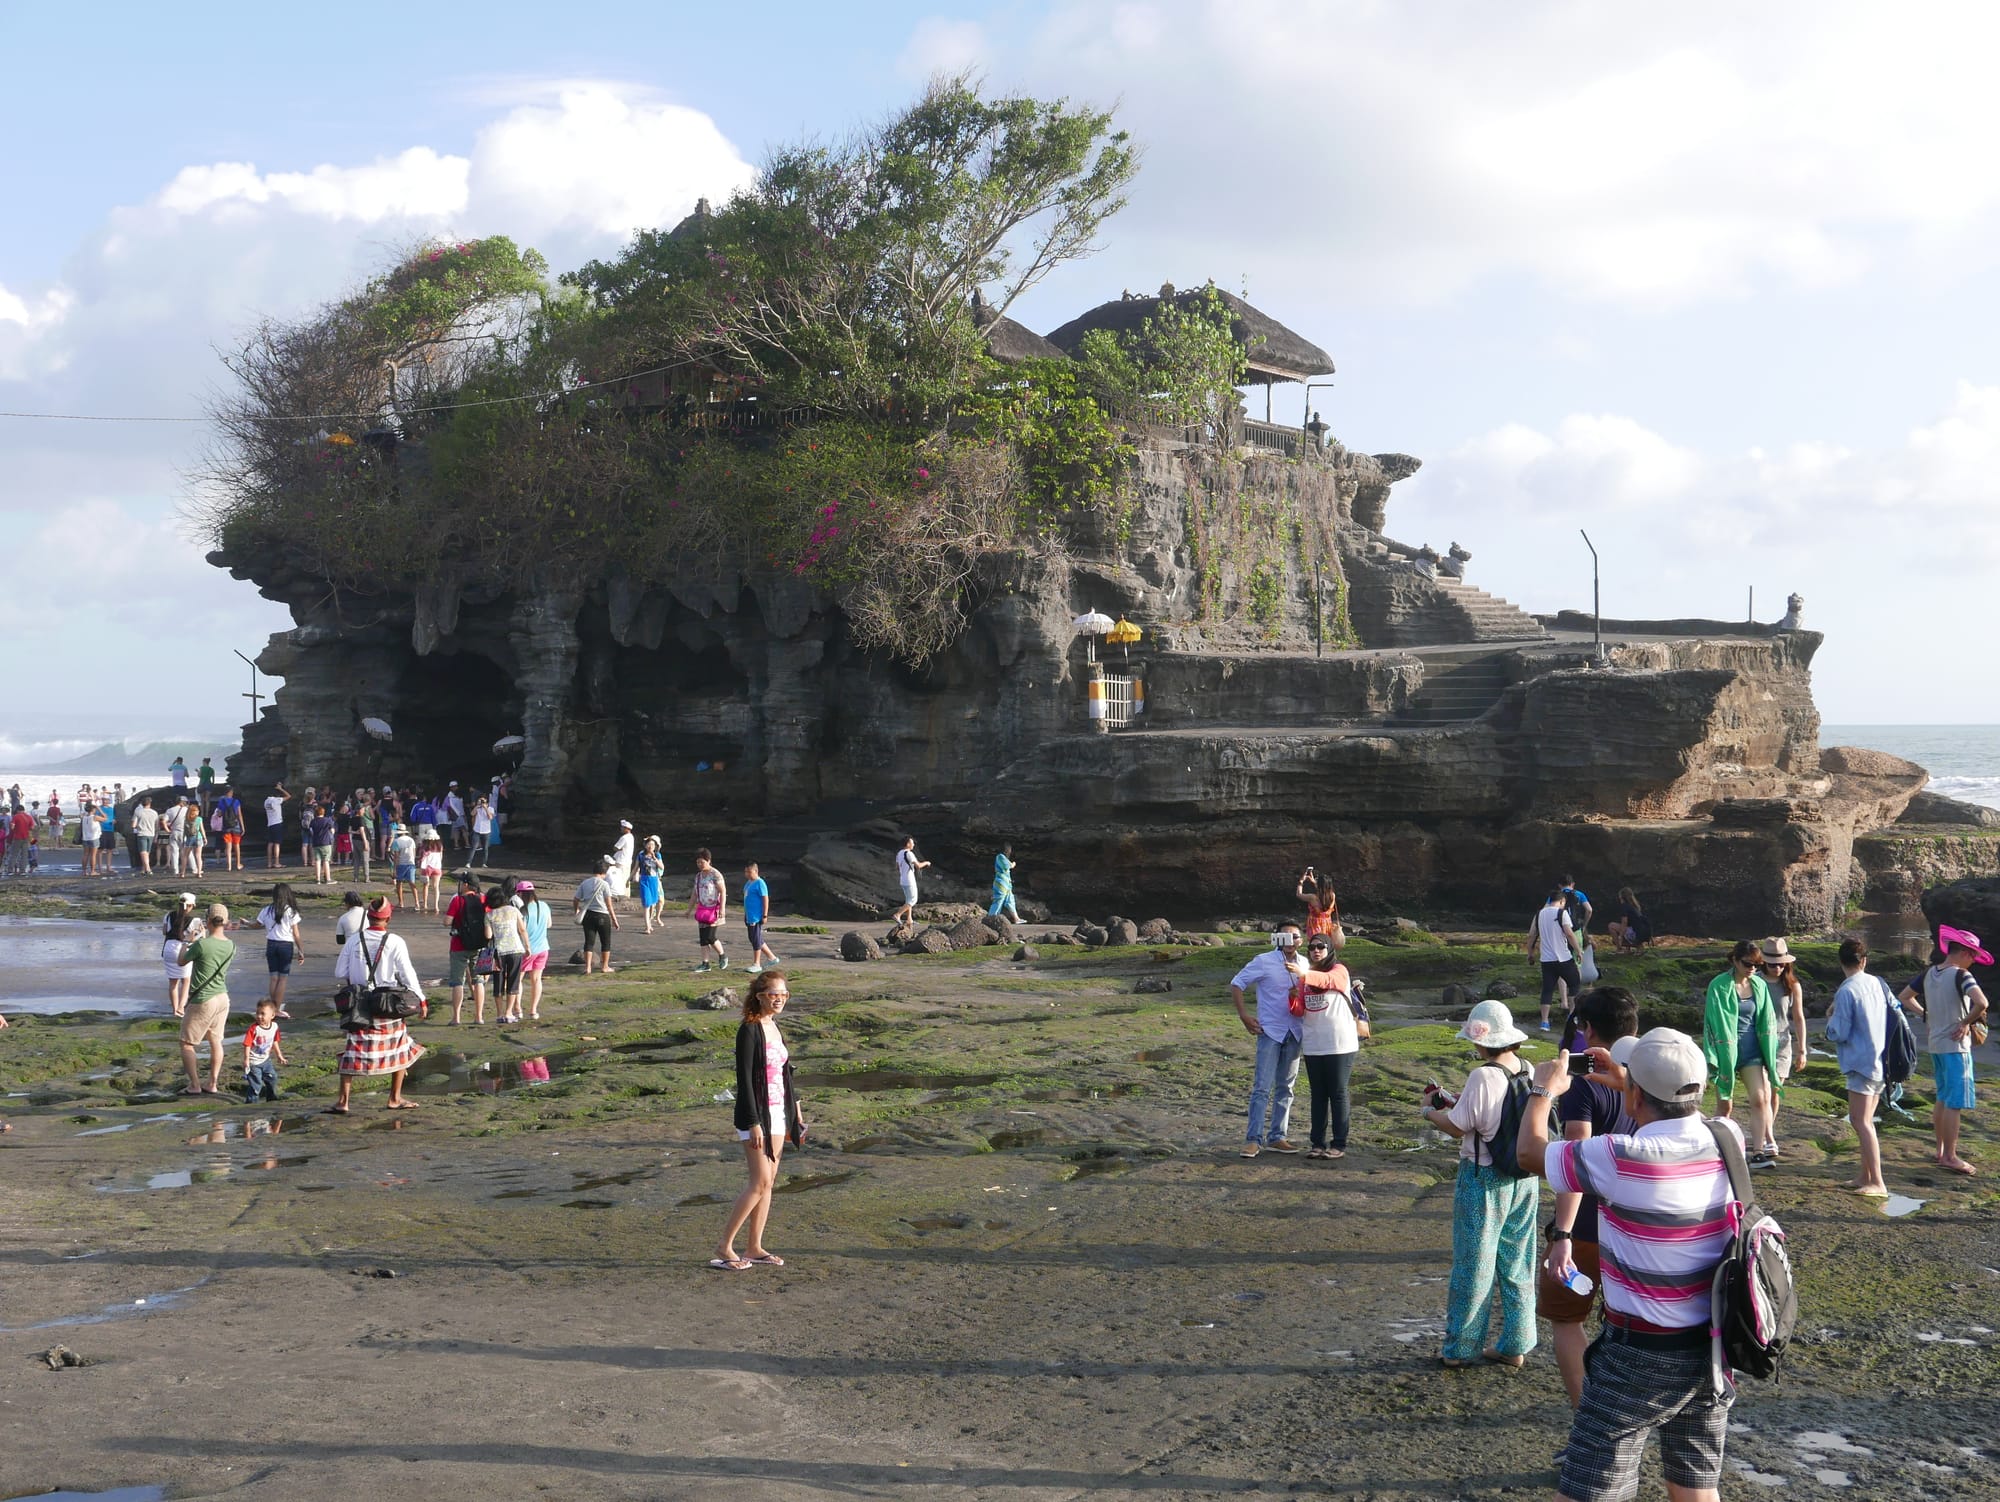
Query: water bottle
1559,1266,1595,1298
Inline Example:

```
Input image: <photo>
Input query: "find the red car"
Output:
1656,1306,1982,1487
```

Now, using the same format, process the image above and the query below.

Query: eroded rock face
210,431,1913,934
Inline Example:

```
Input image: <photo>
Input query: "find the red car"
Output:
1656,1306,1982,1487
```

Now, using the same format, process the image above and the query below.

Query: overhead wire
0,357,701,426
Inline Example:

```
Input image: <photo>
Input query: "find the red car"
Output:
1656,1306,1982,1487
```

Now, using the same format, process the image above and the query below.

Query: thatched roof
1044,282,1334,384
972,297,1066,365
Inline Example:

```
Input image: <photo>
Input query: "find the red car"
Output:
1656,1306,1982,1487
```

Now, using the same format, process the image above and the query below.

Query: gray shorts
1846,1073,1885,1097
1560,1330,1731,1502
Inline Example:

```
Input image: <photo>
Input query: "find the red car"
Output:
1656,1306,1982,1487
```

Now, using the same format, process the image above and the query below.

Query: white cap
1611,1028,1707,1103
178,892,197,905
619,819,633,829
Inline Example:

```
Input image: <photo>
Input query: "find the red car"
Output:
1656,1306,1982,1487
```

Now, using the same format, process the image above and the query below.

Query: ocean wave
1931,775,2000,812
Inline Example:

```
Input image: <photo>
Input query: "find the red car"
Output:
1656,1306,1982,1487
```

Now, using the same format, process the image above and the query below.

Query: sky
5,0,1999,734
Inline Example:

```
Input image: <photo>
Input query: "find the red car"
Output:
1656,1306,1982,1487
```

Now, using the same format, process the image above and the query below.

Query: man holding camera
1229,922,1307,1158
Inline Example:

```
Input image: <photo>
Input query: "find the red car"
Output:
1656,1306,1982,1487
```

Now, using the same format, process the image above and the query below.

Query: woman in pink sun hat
1899,924,1993,1175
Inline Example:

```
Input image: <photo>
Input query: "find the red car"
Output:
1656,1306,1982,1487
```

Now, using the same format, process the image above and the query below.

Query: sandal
746,1253,785,1267
323,1105,351,1115
707,1257,753,1272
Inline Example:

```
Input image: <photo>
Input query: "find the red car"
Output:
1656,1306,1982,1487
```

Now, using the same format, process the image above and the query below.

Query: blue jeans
1246,1031,1302,1144
243,1062,279,1102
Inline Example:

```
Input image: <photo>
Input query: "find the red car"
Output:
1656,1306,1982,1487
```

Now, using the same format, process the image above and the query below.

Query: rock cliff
214,430,1920,932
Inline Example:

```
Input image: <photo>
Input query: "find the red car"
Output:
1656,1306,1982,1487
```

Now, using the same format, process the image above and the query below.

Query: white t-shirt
263,795,286,828
335,907,365,945
390,834,417,867
258,905,302,944
132,806,159,837
1446,1059,1522,1165
1300,967,1360,1056
170,764,188,787
1534,904,1575,963
897,848,918,882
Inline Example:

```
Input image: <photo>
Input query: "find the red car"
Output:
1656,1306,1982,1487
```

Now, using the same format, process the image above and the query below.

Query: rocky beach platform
2,865,1998,1498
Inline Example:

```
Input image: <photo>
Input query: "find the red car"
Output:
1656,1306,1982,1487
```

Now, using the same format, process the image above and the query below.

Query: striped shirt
1545,1115,1742,1329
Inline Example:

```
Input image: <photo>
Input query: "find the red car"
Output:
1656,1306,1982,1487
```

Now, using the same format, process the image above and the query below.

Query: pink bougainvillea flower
915,467,930,480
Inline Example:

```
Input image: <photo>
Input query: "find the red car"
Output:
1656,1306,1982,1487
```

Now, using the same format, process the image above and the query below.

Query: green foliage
959,358,1133,535
1072,284,1251,442
197,79,1147,668
565,73,1136,418
1246,561,1284,636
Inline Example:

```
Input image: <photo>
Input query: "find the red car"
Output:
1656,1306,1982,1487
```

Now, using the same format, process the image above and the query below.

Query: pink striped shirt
1546,1115,1742,1329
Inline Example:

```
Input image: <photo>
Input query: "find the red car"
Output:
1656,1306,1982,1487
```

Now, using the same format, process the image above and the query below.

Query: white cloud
469,85,755,240
1009,0,2000,306
153,148,472,222
0,282,73,379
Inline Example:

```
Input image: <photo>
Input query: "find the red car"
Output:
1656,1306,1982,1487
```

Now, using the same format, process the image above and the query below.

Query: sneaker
745,962,763,976
767,954,782,966
1239,1143,1261,1159
1539,1021,1552,1031
1747,1149,1776,1168
696,961,711,973
1270,1139,1301,1154
717,955,730,970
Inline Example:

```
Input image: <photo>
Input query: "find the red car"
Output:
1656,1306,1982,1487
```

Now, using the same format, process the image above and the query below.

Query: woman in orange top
1297,868,1339,940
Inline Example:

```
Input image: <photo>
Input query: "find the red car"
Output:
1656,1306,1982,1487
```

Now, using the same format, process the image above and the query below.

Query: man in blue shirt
410,795,437,839
1230,924,1307,1158
742,862,781,974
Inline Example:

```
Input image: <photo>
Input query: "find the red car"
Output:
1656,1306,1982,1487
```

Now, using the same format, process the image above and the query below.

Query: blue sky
6,1,1999,733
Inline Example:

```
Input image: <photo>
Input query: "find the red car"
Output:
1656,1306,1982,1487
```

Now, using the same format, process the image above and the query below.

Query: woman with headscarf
329,898,427,1113
637,837,667,933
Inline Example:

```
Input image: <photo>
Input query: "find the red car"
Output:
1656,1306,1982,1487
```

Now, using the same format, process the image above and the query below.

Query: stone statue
1411,544,1439,581
1780,592,1804,630
1440,542,1470,579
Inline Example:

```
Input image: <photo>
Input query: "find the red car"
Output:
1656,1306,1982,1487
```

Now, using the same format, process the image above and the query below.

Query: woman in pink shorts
516,881,552,1022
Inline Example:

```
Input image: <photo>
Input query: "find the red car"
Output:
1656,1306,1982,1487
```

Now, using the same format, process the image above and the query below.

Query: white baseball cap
619,819,633,829
1610,1028,1708,1103
178,892,197,906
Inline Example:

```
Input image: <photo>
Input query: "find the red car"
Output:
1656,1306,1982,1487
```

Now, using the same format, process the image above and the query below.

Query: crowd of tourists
1221,857,1992,1501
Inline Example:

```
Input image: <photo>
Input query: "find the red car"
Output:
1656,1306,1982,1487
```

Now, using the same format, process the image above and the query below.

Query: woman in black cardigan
712,968,803,1271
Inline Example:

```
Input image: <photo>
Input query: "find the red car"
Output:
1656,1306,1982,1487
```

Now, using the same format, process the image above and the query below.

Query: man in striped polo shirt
1518,1028,1742,1502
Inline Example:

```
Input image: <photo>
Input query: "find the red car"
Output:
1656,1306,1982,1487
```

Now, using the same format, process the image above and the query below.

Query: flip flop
707,1257,753,1272
746,1253,785,1267
385,1101,421,1110
322,1105,351,1115
179,1087,206,1096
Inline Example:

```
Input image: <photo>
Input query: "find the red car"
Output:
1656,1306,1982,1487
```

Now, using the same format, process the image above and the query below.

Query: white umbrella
1072,609,1113,666
361,717,394,741
492,735,526,754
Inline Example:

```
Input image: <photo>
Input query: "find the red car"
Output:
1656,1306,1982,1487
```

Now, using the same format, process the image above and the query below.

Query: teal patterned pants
1443,1159,1539,1361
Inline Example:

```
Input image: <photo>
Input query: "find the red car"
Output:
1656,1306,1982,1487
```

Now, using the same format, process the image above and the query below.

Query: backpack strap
1705,1119,1753,1207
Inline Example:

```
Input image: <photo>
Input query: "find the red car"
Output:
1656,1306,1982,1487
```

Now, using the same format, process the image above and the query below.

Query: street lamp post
1579,530,1602,663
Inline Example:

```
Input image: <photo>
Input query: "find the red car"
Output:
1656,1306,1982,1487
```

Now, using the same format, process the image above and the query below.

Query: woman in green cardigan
1702,939,1783,1166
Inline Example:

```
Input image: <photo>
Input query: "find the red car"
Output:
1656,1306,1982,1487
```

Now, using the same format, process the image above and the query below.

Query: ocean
1821,725,2000,811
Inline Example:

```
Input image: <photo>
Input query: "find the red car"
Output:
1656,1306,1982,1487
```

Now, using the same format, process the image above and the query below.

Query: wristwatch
1528,1084,1553,1099
1545,1226,1572,1243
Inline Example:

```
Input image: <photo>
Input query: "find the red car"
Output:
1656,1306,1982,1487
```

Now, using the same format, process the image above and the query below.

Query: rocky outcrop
1901,791,2000,830
211,422,1919,934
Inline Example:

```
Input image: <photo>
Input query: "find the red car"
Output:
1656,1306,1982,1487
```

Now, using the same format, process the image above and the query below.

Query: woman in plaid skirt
328,898,427,1113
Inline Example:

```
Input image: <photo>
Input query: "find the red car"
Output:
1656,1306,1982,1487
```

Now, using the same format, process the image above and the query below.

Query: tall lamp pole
233,649,263,723
1579,530,1602,663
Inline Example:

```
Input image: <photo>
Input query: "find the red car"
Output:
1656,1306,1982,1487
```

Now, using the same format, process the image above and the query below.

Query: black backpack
453,893,487,950
1476,1061,1543,1178
1881,979,1918,1085
1706,1121,1797,1383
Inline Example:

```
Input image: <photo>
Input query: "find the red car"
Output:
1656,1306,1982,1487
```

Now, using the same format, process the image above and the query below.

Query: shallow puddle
1882,1194,1926,1217
32,1487,168,1501
561,1198,615,1209
406,1051,560,1093
1023,1084,1138,1102
76,1114,186,1138
676,1193,723,1207
0,1280,208,1332
1131,1048,1178,1063
988,1128,1048,1150
572,1169,654,1191
185,1115,314,1144
794,1070,1001,1092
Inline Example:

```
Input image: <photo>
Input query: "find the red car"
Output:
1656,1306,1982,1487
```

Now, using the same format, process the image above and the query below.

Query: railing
1091,673,1137,729
1239,418,1303,457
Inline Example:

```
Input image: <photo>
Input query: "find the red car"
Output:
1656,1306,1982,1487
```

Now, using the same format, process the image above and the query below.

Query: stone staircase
1432,577,1546,642
1394,649,1513,725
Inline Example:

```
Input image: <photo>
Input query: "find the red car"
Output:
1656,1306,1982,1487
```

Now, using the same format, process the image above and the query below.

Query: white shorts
737,1105,786,1143
161,938,192,980
899,876,919,905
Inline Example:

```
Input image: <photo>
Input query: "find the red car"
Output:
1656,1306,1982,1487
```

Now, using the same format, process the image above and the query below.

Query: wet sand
3,866,1999,1499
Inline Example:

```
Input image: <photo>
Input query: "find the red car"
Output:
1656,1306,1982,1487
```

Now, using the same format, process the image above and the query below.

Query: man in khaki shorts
177,904,236,1095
